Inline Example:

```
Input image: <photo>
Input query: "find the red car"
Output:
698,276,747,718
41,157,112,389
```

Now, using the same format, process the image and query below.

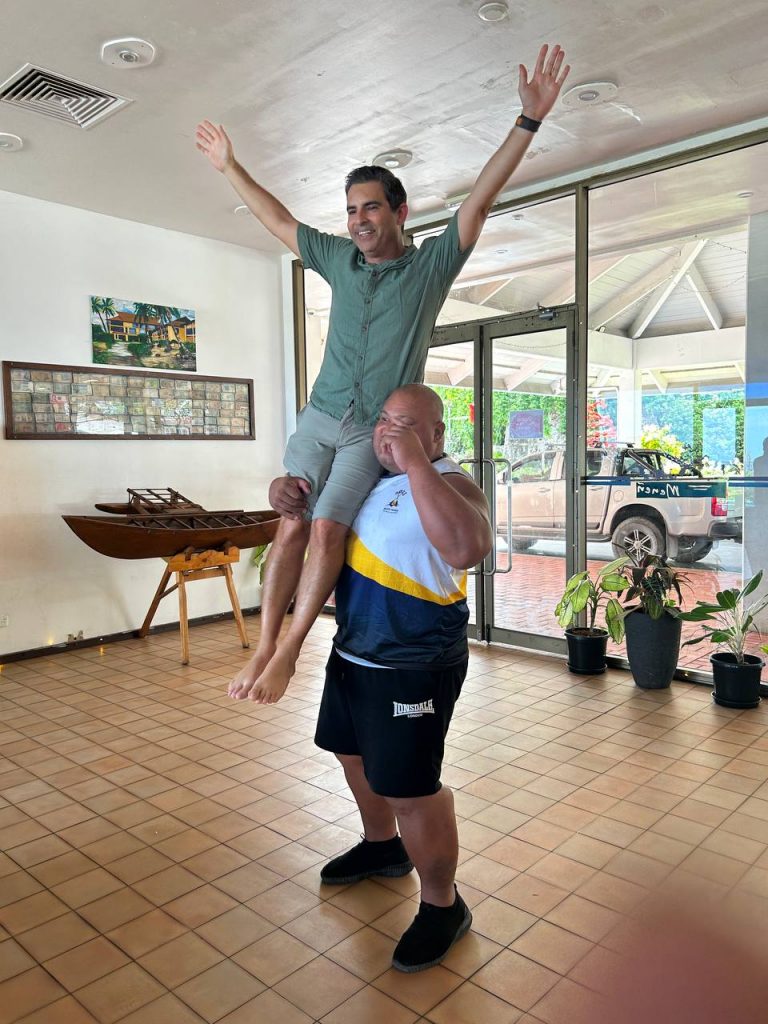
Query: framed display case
2,361,254,440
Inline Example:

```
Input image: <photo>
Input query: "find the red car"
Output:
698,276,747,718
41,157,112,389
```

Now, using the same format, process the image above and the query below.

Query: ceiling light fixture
100,37,156,68
477,1,509,22
0,132,23,151
737,191,754,199
371,149,412,170
561,81,618,108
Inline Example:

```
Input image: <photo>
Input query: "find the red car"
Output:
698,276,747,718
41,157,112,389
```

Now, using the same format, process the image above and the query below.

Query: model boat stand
139,544,249,664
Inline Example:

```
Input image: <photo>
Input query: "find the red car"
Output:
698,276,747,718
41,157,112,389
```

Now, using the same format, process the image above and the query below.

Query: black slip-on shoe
392,888,472,972
320,835,413,885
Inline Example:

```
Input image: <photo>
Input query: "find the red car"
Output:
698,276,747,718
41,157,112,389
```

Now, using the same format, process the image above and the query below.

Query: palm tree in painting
99,298,117,338
90,296,107,333
132,302,156,343
150,305,182,349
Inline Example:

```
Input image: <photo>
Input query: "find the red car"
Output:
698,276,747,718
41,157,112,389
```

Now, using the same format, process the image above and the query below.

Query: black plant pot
711,652,764,709
565,627,608,675
624,610,682,690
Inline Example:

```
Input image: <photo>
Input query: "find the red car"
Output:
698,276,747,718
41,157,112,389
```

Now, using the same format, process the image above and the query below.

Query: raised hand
518,44,570,121
195,120,234,173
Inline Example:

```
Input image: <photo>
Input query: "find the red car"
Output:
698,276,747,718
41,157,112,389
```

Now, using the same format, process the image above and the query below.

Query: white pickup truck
497,445,742,563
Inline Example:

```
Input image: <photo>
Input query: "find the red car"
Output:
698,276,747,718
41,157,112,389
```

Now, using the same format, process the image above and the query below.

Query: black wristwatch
515,114,542,133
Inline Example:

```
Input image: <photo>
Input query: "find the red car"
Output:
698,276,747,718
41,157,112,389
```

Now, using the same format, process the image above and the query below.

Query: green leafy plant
555,556,630,642
620,554,687,619
679,570,768,664
250,543,271,585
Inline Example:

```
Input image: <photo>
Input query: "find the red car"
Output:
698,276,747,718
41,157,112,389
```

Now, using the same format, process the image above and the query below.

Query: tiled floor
2,615,768,1023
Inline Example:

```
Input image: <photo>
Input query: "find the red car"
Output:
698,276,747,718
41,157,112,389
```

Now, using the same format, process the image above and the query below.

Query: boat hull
63,512,280,560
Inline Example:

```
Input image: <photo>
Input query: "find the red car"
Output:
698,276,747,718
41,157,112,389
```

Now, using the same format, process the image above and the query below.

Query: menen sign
636,481,726,499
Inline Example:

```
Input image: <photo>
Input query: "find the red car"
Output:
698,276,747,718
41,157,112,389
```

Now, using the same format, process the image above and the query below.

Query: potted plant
555,557,630,675
679,570,768,709
619,555,687,690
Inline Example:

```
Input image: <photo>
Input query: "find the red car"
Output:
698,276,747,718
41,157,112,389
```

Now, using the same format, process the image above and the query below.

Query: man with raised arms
195,44,569,705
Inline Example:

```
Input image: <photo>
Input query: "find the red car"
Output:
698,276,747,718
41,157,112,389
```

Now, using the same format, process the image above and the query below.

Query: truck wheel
510,538,535,552
611,517,665,561
674,539,713,564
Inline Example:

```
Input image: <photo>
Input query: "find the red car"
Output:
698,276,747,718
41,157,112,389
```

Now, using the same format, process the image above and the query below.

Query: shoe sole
391,905,473,973
320,860,414,885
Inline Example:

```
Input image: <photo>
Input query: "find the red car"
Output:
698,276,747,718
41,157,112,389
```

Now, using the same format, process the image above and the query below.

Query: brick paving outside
471,553,767,680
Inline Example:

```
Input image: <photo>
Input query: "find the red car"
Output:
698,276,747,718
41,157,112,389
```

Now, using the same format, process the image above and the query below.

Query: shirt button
362,325,368,332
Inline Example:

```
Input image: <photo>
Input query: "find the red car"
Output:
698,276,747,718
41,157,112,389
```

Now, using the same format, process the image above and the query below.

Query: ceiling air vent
0,64,132,129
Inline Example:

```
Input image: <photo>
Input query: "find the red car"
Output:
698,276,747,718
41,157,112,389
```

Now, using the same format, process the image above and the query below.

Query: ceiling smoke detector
372,149,412,170
0,132,23,151
561,81,618,108
477,1,509,21
233,205,251,216
100,37,156,69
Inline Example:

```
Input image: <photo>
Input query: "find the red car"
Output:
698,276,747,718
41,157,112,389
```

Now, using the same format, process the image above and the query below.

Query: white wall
0,191,285,657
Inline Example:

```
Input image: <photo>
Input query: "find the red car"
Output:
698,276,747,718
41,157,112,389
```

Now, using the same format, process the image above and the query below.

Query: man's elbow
448,528,493,571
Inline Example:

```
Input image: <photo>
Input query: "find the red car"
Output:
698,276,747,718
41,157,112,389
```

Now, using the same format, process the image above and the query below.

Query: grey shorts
283,402,382,526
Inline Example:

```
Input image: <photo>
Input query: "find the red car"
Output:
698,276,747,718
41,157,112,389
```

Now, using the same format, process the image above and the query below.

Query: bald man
293,385,491,971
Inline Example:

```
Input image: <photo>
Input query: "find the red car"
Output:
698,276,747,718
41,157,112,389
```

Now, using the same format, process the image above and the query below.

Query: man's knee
277,515,311,547
385,789,445,819
310,517,350,549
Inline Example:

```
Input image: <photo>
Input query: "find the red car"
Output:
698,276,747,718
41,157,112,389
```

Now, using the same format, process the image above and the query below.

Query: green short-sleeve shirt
297,213,474,426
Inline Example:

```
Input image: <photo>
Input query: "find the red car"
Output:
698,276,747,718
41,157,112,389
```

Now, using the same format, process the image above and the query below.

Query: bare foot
249,647,298,705
228,645,275,699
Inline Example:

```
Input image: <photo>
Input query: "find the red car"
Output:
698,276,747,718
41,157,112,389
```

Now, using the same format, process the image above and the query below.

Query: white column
615,369,643,446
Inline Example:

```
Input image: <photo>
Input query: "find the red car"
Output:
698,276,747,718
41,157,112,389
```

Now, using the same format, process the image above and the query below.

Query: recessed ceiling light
0,132,23,152
477,1,509,22
233,205,251,216
561,81,618,108
372,149,412,170
737,191,754,199
100,37,156,68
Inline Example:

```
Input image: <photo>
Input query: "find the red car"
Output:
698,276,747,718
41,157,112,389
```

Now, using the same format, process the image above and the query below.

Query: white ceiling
2,0,768,255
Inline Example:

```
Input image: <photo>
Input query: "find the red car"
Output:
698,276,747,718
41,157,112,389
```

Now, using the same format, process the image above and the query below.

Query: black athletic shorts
314,648,467,799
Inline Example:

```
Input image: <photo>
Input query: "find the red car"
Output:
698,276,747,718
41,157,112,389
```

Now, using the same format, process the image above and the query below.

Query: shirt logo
393,699,435,718
384,488,407,514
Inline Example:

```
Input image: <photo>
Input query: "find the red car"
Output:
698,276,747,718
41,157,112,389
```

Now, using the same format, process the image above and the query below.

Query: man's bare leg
248,516,348,703
228,516,310,699
387,788,458,906
337,754,398,841
334,755,457,904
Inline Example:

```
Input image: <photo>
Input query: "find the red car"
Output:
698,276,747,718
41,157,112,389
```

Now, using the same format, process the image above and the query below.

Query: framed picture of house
3,362,254,440
91,295,197,371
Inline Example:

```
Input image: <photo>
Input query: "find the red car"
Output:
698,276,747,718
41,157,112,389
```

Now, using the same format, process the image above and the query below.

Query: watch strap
515,114,542,133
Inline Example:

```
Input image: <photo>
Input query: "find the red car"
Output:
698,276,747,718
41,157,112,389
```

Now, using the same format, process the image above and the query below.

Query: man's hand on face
378,423,431,474
269,475,311,520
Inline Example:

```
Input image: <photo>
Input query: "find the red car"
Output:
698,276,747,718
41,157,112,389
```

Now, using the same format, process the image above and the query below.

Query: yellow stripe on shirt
346,533,466,605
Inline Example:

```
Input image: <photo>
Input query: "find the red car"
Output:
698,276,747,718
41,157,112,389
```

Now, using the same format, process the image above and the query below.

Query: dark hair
344,166,407,211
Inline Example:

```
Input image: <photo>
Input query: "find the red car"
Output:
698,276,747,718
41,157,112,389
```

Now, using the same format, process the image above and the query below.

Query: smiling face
346,181,408,263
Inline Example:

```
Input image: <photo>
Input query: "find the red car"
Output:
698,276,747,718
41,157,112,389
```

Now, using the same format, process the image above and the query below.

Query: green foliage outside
435,385,745,474
642,390,744,467
639,424,685,459
433,386,566,458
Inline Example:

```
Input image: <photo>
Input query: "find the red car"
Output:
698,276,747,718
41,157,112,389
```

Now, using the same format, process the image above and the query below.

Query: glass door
424,322,483,635
430,306,577,652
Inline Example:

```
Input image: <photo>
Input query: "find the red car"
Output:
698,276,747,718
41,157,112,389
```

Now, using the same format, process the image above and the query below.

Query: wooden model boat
63,488,280,559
